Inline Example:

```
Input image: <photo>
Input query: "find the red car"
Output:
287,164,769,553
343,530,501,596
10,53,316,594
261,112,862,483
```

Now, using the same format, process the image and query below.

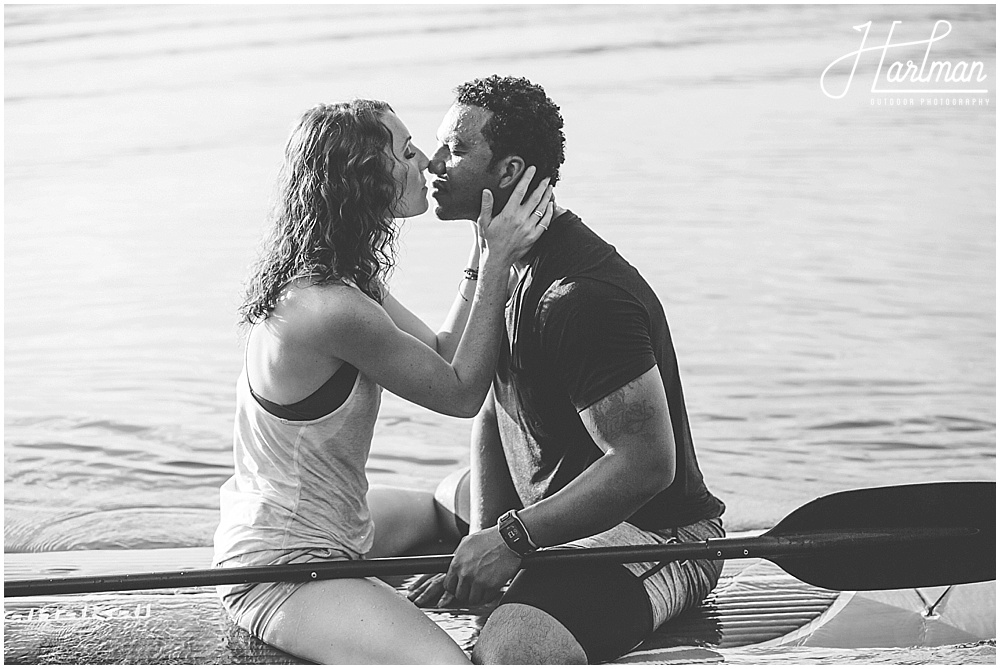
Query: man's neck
513,204,566,271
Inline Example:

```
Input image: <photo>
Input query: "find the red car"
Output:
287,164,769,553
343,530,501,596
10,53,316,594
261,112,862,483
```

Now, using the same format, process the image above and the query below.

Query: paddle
4,481,993,598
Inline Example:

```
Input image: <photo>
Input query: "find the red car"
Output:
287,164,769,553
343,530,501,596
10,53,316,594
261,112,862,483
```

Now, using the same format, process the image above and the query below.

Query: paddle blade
766,481,995,590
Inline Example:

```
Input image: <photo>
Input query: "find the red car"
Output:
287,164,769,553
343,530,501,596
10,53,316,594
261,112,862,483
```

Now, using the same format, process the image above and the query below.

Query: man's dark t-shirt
493,210,725,530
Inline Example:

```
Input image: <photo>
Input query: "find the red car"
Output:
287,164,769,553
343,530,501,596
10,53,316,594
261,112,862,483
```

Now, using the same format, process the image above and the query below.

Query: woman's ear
496,156,526,191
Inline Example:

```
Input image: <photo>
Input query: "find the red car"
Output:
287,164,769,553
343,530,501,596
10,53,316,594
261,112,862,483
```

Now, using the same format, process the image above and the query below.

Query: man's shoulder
538,275,626,302
531,208,659,305
549,208,599,242
535,276,641,333
535,210,613,273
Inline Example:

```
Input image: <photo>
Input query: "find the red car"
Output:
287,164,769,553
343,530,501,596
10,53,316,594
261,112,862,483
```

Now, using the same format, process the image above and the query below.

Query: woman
213,100,554,664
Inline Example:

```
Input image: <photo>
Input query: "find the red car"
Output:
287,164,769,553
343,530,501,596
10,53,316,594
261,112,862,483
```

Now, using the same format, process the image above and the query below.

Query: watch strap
498,509,537,557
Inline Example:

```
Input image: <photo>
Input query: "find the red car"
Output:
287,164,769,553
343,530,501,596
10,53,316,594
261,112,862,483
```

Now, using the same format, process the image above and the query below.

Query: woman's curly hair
240,100,399,324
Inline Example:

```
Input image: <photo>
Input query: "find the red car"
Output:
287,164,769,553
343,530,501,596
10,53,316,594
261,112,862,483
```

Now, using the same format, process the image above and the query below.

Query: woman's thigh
263,576,470,664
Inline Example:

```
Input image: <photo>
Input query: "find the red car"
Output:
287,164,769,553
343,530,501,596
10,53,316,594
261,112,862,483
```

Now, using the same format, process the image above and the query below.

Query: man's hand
406,573,454,608
442,526,522,606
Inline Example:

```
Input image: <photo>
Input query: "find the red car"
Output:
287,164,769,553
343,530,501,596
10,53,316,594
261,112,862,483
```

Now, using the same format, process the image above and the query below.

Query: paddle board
4,548,993,664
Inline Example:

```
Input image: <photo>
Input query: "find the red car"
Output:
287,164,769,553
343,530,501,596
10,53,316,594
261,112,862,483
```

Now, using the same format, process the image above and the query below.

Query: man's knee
472,603,587,665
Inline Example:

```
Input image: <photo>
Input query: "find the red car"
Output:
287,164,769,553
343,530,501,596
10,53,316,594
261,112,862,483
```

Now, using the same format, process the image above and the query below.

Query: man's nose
427,149,447,176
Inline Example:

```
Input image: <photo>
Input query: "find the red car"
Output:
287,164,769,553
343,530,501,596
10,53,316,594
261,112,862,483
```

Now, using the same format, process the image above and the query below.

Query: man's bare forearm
470,393,520,532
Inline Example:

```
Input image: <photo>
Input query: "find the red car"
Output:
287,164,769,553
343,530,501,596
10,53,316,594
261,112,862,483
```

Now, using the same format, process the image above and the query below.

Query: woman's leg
366,485,442,558
263,576,470,664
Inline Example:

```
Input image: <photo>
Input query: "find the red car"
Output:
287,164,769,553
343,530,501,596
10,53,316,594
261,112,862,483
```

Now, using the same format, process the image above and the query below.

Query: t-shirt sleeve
537,278,657,411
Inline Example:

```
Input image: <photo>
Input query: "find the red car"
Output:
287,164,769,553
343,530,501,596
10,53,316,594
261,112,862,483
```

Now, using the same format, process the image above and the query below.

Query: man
415,75,726,664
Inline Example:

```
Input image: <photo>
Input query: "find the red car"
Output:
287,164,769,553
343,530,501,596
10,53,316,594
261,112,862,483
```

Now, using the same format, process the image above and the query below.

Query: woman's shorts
215,547,359,640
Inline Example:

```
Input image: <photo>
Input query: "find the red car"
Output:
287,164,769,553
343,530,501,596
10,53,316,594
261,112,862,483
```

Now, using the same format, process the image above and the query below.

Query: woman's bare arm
323,170,552,416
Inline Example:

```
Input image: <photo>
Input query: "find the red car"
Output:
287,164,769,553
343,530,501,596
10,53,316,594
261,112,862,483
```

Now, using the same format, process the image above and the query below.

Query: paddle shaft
3,526,971,598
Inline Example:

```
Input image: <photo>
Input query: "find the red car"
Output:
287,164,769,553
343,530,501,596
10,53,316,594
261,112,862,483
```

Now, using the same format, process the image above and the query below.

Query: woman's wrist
477,251,512,282
457,268,478,303
466,223,483,265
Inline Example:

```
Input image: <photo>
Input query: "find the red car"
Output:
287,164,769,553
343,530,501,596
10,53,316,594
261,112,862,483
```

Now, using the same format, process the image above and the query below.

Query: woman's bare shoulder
275,280,388,341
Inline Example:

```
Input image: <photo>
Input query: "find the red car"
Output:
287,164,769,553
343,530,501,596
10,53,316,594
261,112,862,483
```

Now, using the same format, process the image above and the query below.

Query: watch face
499,512,528,555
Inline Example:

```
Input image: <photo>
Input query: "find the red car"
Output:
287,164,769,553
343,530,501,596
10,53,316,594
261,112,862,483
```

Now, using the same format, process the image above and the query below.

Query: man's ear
496,156,526,191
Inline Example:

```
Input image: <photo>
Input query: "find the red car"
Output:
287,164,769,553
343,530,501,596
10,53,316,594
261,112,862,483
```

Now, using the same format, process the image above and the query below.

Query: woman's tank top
213,365,381,565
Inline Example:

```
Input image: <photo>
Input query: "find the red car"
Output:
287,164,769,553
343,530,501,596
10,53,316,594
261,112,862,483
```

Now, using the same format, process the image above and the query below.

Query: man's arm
469,390,521,532
443,366,675,604
517,365,675,546
408,390,521,607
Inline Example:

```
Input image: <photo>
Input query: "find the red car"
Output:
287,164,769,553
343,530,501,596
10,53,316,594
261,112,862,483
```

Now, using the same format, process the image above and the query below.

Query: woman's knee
367,486,440,557
433,468,472,540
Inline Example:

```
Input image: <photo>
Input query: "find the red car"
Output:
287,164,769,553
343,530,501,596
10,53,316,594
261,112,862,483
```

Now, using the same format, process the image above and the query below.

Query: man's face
429,104,502,221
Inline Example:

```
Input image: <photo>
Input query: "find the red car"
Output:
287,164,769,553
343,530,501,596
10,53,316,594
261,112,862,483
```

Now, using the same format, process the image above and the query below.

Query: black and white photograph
4,3,995,664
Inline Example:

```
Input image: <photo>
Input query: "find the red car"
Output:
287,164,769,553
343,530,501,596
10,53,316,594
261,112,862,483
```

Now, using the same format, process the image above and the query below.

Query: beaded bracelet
463,267,479,281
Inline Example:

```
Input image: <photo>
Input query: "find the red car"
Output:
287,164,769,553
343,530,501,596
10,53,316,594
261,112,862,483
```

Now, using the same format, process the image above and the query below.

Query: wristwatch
498,509,538,557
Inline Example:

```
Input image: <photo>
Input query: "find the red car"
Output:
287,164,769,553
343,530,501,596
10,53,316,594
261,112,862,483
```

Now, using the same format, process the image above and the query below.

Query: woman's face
383,112,430,218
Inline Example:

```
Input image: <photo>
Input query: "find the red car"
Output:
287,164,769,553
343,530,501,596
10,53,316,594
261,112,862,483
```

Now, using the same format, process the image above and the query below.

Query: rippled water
4,4,995,662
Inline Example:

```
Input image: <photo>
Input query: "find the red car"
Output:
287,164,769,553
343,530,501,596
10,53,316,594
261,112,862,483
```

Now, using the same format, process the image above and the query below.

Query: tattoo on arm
591,380,657,441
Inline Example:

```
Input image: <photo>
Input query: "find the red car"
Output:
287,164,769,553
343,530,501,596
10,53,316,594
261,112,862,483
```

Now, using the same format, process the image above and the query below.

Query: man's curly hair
454,75,565,190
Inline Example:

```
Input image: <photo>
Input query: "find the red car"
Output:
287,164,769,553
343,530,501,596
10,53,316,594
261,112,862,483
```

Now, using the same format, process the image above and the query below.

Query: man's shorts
500,517,725,663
